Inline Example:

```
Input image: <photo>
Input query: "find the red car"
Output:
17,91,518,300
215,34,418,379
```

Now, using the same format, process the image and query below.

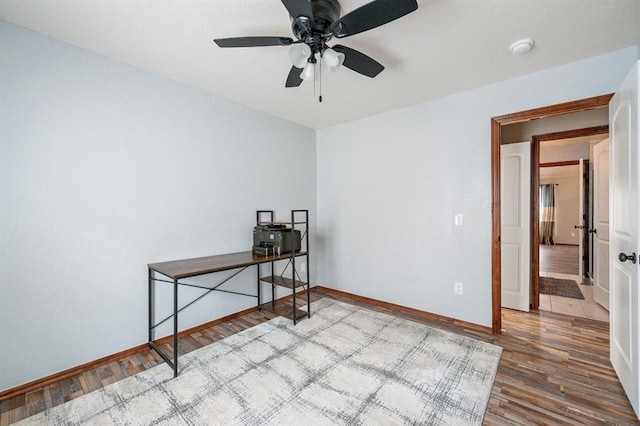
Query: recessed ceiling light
509,38,535,55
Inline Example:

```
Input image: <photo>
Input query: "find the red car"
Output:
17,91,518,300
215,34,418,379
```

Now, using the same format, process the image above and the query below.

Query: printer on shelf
253,224,301,256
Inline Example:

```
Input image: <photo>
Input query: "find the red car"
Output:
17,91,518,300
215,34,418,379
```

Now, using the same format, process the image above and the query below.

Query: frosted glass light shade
323,48,345,71
300,61,315,81
289,44,312,68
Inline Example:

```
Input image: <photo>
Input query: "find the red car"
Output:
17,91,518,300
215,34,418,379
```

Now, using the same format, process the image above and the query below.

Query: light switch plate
454,214,463,226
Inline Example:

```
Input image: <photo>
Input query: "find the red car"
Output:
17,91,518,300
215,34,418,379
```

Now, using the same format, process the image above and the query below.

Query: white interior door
593,138,610,310
610,60,639,418
578,158,585,280
500,141,531,312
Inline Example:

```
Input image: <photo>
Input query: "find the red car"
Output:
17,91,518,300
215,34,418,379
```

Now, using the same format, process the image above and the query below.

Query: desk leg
306,256,311,319
270,261,275,309
256,265,261,309
173,278,178,378
148,268,153,343
292,280,297,326
306,285,311,319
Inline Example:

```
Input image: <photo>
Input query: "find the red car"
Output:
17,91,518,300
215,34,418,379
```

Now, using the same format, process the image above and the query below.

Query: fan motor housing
291,0,341,43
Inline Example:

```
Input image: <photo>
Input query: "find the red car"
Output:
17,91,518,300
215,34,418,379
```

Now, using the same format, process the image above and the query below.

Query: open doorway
538,158,586,280
491,94,612,333
530,127,609,322
538,161,582,278
535,142,608,321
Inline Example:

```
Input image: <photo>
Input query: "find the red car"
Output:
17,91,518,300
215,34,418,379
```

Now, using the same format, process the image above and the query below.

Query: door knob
588,228,597,234
618,252,637,264
574,225,585,229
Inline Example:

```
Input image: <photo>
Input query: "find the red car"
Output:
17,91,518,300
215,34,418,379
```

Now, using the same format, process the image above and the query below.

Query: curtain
540,184,556,245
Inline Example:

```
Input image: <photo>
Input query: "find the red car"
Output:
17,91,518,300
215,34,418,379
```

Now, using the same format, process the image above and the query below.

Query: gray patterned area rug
19,298,502,425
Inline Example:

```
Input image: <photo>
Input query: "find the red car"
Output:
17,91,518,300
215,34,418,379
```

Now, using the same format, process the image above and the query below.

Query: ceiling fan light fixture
300,61,316,81
323,48,345,71
289,43,312,68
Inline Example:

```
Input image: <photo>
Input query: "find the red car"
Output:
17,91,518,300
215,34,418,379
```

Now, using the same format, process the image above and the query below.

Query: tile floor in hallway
538,271,609,322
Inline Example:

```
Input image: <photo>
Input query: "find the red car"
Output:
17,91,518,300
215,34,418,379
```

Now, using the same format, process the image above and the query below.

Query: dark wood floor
1,289,637,425
540,243,579,275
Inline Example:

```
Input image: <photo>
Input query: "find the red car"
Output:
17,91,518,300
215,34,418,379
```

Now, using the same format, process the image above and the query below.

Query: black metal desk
148,251,309,377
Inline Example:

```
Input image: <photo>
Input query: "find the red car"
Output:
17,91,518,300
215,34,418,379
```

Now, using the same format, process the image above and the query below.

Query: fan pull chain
319,56,323,103
312,62,316,96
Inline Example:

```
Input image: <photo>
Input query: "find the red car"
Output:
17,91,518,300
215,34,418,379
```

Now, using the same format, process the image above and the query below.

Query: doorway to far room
537,150,608,322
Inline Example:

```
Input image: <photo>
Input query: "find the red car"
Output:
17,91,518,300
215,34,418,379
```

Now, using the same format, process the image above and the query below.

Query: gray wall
0,21,317,391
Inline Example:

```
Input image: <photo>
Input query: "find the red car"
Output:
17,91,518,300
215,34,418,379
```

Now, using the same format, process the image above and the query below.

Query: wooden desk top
148,251,307,279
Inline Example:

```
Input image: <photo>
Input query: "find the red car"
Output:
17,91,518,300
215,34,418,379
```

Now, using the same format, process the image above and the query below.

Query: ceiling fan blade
332,45,384,78
214,37,294,48
330,0,418,39
285,66,304,87
281,0,315,23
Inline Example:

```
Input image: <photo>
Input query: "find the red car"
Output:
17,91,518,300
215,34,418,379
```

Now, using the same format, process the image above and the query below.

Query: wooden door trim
491,95,612,334
540,160,580,168
492,95,613,124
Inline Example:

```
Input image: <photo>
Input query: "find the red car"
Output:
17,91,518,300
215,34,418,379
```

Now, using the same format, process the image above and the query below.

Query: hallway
538,244,608,322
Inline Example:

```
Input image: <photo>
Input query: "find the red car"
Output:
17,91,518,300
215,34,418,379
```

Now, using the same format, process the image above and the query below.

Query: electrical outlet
454,282,463,295
300,262,306,272
454,214,463,226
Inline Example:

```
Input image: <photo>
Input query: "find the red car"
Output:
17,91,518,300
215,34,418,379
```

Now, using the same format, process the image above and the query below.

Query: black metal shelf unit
256,210,311,324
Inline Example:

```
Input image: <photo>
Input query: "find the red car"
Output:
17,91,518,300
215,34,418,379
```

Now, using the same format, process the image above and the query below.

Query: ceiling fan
214,0,418,88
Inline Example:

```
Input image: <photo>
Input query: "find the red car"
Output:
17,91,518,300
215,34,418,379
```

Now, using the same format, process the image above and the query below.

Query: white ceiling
1,0,639,129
